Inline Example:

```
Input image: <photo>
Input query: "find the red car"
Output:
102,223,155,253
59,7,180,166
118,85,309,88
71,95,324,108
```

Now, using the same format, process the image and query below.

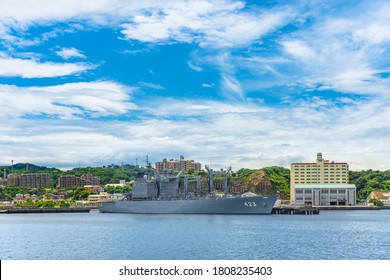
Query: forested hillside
231,166,290,199
349,170,390,200
0,163,146,186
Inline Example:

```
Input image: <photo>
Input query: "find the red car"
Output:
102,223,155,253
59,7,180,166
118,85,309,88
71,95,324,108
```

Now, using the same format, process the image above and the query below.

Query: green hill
1,163,61,173
3,162,390,201
231,166,290,199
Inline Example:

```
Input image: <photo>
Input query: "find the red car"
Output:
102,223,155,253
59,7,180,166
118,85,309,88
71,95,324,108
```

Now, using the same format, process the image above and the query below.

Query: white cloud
1,0,390,171
276,1,390,96
0,52,94,78
202,83,215,88
2,95,390,170
56,47,86,60
0,0,295,49
0,81,137,119
138,82,165,90
221,75,244,99
120,2,295,48
187,61,203,72
281,40,316,61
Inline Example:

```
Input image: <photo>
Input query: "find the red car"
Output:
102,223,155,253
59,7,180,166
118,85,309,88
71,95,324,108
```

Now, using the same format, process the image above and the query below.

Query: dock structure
0,207,91,214
272,206,320,215
317,206,379,210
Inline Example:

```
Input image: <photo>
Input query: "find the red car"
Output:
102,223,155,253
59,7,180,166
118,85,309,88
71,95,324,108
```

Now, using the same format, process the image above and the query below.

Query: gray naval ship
99,167,277,215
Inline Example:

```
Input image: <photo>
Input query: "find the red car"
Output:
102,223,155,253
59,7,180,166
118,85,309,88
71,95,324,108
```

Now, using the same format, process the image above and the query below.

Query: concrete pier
272,206,320,215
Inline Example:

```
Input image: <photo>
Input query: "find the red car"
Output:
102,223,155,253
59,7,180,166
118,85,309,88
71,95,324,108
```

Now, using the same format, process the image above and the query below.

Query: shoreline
0,207,91,214
316,206,380,210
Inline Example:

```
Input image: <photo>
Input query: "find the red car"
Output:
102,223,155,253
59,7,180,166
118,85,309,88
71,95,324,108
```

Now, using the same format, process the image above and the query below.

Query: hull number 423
244,202,257,207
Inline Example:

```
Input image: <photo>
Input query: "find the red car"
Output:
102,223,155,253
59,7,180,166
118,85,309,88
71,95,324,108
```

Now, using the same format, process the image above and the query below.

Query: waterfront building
88,192,109,206
290,153,356,206
294,184,356,206
367,191,390,206
155,156,202,174
6,173,51,188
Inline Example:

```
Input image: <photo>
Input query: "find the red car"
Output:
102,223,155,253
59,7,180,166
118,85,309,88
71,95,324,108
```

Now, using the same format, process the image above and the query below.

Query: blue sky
1,0,390,170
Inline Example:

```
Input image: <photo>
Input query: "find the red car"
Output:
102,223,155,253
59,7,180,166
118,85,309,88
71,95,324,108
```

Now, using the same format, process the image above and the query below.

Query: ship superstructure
99,166,277,214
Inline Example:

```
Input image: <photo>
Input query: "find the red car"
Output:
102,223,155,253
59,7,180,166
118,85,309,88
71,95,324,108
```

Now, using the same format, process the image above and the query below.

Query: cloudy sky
1,0,390,171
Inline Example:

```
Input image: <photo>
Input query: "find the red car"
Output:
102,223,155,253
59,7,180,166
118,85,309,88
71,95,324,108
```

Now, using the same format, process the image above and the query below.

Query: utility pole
145,155,151,168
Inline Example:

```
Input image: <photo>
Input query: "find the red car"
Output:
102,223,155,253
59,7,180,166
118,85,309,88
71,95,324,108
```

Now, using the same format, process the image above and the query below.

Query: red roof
371,191,390,199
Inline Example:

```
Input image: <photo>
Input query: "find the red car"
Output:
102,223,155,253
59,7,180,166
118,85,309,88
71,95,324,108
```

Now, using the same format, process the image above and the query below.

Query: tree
369,198,383,206
72,187,91,200
41,200,55,208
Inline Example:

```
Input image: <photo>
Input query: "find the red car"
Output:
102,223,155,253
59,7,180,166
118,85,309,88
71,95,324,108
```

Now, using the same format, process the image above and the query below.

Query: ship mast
205,165,214,194
223,166,232,196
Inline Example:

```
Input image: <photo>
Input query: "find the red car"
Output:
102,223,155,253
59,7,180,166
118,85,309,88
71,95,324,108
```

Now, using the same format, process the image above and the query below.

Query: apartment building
6,173,51,188
6,174,20,186
58,174,100,188
290,153,356,206
155,156,202,174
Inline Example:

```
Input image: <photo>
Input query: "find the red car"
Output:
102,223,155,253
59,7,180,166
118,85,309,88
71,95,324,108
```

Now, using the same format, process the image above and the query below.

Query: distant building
58,174,100,188
290,153,356,206
88,193,109,205
155,156,202,174
105,179,127,188
84,185,104,193
6,173,51,188
58,175,81,188
19,173,51,188
80,174,100,186
7,174,20,186
367,191,390,206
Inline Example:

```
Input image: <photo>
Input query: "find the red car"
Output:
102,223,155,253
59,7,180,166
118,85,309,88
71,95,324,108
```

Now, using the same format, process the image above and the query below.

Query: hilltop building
155,156,201,174
6,173,51,188
290,153,356,206
58,174,100,188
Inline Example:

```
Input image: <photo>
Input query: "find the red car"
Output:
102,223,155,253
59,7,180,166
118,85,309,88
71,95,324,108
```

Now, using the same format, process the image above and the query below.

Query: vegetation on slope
3,163,390,202
231,166,290,199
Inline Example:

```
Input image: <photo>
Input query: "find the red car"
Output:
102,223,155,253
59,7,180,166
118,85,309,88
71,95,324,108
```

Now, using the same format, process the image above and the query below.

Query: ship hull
99,196,277,215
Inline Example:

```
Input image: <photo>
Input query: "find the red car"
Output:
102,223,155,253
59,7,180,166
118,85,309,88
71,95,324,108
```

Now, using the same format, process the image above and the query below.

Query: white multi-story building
294,184,356,206
290,153,356,206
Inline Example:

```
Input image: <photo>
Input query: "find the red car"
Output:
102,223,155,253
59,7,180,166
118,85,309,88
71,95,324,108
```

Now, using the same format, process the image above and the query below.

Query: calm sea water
0,210,389,260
